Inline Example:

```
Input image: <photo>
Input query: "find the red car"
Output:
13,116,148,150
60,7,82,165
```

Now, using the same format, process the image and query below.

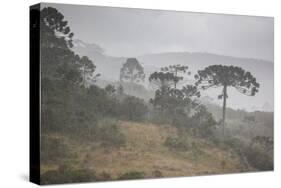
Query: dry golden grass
41,121,244,179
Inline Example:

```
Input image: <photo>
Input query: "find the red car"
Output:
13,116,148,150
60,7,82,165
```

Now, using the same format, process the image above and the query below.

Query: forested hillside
39,7,273,185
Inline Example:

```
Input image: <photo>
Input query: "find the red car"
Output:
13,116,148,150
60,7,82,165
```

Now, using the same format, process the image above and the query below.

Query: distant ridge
72,39,273,112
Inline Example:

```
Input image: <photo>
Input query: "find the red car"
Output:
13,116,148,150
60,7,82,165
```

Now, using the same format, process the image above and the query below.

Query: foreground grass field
41,121,255,183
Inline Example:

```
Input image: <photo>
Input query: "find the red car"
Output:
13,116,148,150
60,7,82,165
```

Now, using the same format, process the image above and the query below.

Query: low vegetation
118,171,146,180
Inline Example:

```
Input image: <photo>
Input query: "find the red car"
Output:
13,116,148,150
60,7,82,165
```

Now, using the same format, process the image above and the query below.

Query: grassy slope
41,121,248,179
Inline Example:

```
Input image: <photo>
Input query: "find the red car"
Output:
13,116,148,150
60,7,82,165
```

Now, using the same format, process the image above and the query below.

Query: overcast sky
46,3,274,61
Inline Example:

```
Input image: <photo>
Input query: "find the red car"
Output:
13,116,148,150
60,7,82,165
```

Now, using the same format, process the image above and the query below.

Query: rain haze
37,3,274,184
46,3,273,61
44,3,274,111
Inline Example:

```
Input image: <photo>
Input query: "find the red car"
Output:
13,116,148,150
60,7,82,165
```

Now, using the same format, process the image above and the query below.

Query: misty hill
139,52,273,111
72,39,126,82
72,40,273,111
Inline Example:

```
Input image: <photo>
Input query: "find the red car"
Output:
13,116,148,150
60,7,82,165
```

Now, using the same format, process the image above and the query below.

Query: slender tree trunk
174,69,177,89
83,66,86,87
222,85,227,140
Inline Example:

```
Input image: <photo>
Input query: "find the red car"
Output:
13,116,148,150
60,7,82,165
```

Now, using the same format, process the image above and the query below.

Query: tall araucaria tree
161,64,190,89
195,65,260,138
40,7,101,86
41,7,74,49
149,71,200,116
149,71,175,90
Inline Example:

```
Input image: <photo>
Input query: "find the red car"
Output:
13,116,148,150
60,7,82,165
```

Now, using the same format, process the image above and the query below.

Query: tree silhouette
195,65,260,138
105,84,116,96
40,7,81,84
149,71,175,90
181,85,201,98
79,56,100,87
120,58,145,84
41,7,74,49
116,84,124,97
161,64,190,89
149,71,200,116
41,7,100,86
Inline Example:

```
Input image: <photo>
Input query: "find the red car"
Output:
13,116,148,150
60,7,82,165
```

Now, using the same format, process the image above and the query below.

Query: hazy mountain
138,52,273,112
72,40,273,112
72,39,126,82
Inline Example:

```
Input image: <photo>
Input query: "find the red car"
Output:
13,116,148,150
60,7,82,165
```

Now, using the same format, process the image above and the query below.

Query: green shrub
41,165,96,184
119,96,147,121
221,137,273,171
152,170,163,178
118,171,145,180
96,119,126,147
244,144,273,171
96,171,112,181
222,137,245,150
190,105,217,138
66,118,126,147
164,136,191,151
172,113,193,128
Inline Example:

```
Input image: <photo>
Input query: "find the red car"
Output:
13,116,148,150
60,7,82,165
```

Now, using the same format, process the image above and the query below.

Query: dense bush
190,105,217,138
42,77,147,135
86,85,120,117
169,105,216,140
119,96,147,121
221,136,273,171
171,112,193,128
41,79,84,133
244,137,273,171
244,144,273,171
